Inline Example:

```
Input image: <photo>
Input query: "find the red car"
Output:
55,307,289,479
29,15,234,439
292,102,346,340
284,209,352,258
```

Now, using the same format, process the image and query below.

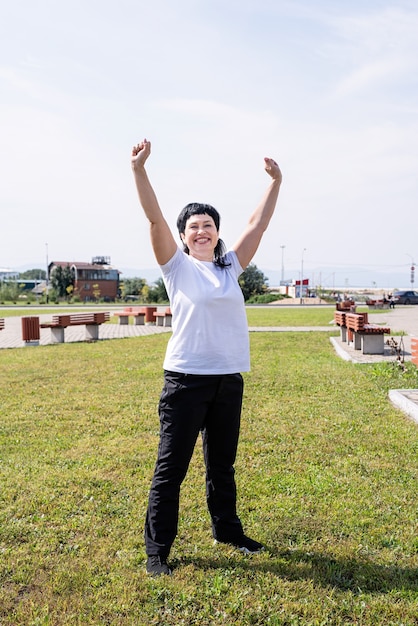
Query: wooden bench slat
362,324,390,334
41,312,110,329
334,311,346,326
115,307,146,316
40,312,110,345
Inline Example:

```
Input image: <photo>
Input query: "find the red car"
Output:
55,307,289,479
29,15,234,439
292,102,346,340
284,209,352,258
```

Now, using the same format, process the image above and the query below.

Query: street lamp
45,243,49,303
300,248,307,305
406,253,415,289
280,245,285,283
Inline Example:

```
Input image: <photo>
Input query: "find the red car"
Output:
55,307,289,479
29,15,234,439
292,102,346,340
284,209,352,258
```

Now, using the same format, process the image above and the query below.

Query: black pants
144,371,245,557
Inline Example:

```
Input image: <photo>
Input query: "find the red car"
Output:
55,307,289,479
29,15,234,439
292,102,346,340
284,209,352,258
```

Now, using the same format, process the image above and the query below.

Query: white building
0,268,19,280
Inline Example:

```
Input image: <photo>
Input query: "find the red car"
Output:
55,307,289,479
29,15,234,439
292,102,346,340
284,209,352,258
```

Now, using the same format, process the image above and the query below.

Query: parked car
392,290,418,305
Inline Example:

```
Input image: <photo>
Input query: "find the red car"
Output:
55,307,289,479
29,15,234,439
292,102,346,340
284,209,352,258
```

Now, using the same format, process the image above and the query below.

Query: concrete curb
329,336,356,363
388,389,418,425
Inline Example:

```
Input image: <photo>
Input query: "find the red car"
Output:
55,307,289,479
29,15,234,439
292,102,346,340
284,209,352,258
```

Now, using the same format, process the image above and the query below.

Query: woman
131,139,282,576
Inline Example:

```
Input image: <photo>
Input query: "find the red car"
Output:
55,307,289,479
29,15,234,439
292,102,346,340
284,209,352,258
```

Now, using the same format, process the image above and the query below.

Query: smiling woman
179,211,218,260
176,202,229,266
131,138,282,576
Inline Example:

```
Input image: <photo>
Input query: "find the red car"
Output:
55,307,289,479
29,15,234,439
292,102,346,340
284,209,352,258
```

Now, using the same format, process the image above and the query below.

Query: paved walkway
0,312,172,349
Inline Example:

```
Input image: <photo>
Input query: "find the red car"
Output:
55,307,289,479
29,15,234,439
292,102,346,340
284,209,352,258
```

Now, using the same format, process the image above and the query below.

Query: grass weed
0,313,417,624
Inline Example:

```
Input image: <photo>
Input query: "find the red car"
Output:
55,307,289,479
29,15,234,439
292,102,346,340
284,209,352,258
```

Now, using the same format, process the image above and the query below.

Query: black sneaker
146,555,172,576
216,535,265,554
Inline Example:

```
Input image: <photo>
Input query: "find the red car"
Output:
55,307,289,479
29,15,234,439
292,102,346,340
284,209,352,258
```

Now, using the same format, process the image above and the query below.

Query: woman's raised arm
232,157,282,269
131,139,177,265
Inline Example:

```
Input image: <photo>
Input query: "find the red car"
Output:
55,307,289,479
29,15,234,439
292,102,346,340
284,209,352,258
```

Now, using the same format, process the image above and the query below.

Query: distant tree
122,277,147,299
141,284,150,302
147,277,168,303
0,282,22,302
92,283,101,301
239,263,269,301
50,265,74,299
19,269,46,280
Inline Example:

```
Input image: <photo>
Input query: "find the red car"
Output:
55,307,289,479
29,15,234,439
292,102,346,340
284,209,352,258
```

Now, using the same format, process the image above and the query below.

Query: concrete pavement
0,312,172,350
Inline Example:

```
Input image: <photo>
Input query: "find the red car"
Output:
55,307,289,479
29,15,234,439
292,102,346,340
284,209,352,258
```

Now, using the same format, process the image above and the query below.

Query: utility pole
280,245,285,283
406,254,415,289
45,243,49,303
300,248,306,305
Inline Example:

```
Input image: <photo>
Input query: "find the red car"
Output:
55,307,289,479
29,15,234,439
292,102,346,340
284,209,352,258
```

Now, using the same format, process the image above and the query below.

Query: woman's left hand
264,157,282,183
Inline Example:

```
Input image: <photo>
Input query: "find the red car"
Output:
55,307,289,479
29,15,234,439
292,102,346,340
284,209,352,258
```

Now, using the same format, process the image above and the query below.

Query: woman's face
181,213,219,261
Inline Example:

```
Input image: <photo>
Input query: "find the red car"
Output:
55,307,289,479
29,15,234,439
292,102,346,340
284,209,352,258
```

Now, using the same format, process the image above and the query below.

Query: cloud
327,6,418,96
334,57,408,96
1,0,418,279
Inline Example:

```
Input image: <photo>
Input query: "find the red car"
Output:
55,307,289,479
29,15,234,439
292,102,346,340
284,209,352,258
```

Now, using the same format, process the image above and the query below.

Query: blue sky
1,0,417,287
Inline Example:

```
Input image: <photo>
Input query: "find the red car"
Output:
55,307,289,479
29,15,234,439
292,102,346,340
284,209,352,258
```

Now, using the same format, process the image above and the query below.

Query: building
48,256,121,302
0,268,19,280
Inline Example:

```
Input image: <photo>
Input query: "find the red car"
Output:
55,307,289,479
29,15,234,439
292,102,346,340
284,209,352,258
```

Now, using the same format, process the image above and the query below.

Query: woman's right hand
131,139,151,169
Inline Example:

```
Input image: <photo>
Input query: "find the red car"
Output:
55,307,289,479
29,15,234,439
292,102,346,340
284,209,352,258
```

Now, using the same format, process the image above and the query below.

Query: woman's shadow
181,548,418,594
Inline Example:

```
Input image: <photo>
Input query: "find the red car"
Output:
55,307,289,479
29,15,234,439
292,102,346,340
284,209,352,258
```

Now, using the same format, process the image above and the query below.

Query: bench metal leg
133,315,145,325
85,325,99,341
51,327,65,343
164,316,172,327
340,327,347,342
362,334,385,355
118,316,129,325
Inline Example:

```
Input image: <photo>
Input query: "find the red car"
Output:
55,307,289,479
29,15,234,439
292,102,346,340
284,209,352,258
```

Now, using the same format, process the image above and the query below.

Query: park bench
153,308,172,327
40,312,110,343
0,318,4,331
366,299,390,309
335,310,390,354
114,305,158,325
115,307,146,325
334,310,347,341
336,300,355,312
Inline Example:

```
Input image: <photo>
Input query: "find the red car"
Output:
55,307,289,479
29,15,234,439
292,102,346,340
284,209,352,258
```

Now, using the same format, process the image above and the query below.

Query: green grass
1,330,418,624
245,305,392,327
0,306,109,318
0,305,339,329
245,306,336,326
0,303,385,328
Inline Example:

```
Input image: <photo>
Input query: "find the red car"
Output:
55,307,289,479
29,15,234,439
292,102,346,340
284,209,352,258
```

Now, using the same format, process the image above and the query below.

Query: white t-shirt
160,247,250,375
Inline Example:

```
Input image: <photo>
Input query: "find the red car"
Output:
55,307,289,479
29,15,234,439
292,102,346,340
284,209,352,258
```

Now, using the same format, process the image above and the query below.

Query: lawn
1,328,417,625
0,303,373,328
0,303,345,327
245,305,336,327
245,304,388,327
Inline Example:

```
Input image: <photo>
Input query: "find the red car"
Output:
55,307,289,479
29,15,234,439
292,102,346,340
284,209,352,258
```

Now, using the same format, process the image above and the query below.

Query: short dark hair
176,203,230,268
